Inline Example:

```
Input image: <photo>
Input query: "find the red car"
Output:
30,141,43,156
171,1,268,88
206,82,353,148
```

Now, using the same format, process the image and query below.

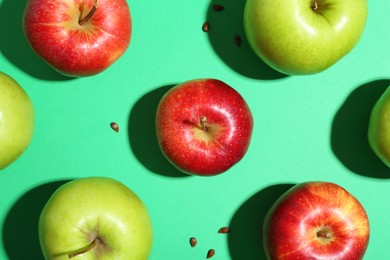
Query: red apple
23,0,131,77
155,79,254,176
263,182,370,260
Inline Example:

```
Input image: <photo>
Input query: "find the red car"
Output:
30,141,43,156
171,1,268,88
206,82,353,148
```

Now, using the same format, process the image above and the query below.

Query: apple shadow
331,79,390,178
2,179,72,260
228,183,294,260
0,0,72,80
128,85,190,178
206,0,288,80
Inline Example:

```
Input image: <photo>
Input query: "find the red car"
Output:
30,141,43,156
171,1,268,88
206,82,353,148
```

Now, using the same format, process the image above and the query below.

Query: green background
0,0,389,259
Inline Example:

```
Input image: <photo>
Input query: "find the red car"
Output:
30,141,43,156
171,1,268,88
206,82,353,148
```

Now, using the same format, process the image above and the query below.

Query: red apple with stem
23,0,131,77
155,79,254,176
263,181,370,260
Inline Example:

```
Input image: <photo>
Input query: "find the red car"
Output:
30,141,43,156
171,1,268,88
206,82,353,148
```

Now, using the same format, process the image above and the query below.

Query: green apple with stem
39,177,153,259
0,72,34,170
244,0,368,75
368,86,390,167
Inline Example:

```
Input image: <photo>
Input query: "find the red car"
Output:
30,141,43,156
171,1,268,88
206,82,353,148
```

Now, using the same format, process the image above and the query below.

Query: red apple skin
156,79,253,176
263,182,370,260
23,0,131,77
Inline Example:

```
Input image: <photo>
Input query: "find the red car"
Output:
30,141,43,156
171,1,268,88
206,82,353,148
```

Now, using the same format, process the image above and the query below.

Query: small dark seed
234,35,241,47
189,237,197,247
212,4,225,11
218,227,230,233
206,249,215,258
110,122,119,132
202,21,209,32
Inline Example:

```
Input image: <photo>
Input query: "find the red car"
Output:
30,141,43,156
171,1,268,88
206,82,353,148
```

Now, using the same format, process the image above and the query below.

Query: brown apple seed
202,21,209,32
234,35,241,47
189,237,197,247
206,249,215,258
110,122,119,132
212,4,225,11
218,227,230,233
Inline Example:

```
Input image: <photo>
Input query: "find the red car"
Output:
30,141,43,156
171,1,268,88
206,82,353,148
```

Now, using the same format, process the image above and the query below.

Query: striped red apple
23,0,131,77
263,181,370,259
156,79,253,176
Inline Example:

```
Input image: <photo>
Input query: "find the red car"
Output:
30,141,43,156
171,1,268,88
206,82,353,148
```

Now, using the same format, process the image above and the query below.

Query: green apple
243,0,368,75
368,86,390,167
0,72,34,170
39,177,153,259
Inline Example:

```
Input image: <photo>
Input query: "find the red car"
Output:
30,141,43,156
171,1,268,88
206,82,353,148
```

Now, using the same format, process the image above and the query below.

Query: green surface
0,0,389,259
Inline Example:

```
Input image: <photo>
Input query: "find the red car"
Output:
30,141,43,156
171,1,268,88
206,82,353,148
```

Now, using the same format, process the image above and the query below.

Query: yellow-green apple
156,79,253,176
244,0,368,75
0,72,34,170
368,86,390,167
23,0,131,77
39,177,153,259
263,181,370,259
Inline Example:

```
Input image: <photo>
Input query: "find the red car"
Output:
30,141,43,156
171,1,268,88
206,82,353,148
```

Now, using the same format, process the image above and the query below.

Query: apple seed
189,237,197,247
234,36,241,47
110,122,119,132
202,21,209,32
212,4,224,11
217,227,230,233
206,249,215,258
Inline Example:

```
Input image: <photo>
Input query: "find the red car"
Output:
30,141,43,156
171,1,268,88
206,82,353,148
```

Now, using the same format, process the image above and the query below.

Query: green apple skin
244,0,368,75
368,86,390,167
39,177,153,260
0,72,34,170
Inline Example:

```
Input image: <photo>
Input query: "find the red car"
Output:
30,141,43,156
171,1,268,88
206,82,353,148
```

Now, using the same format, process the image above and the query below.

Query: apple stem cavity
68,237,101,258
317,230,332,239
79,0,98,26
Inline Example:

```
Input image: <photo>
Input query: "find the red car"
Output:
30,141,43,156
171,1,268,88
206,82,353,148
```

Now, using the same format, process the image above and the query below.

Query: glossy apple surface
0,72,34,170
368,86,390,167
244,0,368,75
156,79,253,176
23,0,131,77
263,181,369,260
39,177,153,259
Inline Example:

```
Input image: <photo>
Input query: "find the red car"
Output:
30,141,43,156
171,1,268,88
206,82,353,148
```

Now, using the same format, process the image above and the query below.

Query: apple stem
200,116,208,131
317,230,332,239
311,1,319,11
79,0,98,26
68,237,101,258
